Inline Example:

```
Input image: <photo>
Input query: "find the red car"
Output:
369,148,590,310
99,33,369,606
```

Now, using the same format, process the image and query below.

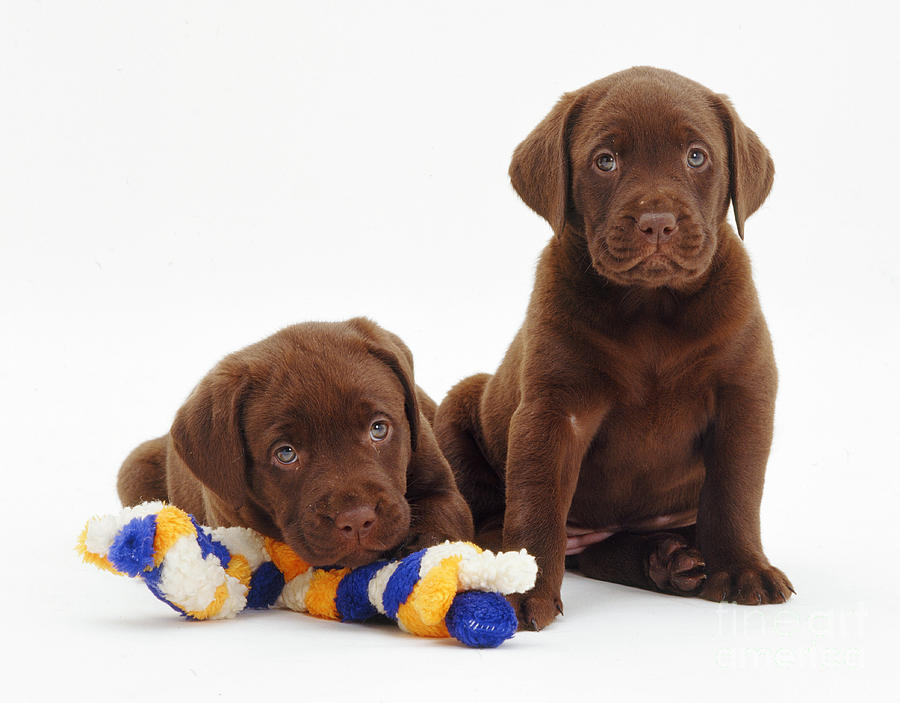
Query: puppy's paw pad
700,564,793,604
647,534,705,595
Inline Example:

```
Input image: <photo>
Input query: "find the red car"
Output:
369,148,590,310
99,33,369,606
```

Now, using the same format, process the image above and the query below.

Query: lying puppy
118,318,473,569
434,67,792,629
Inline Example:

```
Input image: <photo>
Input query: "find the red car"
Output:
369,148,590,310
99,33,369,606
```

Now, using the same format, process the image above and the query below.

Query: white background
2,1,897,700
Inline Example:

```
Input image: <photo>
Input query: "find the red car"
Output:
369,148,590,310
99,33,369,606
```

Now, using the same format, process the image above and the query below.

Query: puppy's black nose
638,212,678,243
334,506,377,540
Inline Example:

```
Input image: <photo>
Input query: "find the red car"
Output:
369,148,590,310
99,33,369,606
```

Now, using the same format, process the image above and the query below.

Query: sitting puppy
118,318,473,569
434,67,792,629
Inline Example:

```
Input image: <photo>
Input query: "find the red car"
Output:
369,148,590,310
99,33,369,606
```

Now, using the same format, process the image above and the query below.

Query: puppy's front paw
508,591,564,631
646,534,705,595
700,563,794,604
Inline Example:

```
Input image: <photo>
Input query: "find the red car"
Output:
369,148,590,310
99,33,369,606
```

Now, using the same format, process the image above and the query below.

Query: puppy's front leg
503,401,603,630
698,381,794,604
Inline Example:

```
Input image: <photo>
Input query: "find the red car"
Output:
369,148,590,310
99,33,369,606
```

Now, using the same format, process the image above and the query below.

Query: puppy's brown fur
119,318,473,568
434,67,792,630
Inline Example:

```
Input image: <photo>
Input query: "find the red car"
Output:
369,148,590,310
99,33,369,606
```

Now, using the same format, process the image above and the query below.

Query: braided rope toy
78,502,537,648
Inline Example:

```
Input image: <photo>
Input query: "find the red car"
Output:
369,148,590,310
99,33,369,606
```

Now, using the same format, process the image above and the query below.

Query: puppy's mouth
591,225,712,288
625,251,690,283
286,527,406,570
314,546,395,570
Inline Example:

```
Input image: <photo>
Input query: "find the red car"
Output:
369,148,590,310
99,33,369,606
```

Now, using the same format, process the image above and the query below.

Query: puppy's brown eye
687,149,707,168
370,421,389,441
596,153,617,172
274,445,298,464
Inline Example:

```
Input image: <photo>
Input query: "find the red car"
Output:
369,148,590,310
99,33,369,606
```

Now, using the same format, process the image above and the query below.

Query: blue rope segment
190,517,231,567
107,514,158,577
246,561,285,609
335,560,387,622
445,591,518,648
382,549,426,619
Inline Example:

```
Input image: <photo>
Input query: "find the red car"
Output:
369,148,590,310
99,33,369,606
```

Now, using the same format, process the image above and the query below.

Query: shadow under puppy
435,66,792,630
118,317,474,569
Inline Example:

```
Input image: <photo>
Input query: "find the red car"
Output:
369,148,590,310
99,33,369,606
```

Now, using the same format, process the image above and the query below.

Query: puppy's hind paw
646,534,706,595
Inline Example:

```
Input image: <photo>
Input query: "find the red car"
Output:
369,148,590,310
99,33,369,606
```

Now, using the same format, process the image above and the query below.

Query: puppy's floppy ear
509,90,584,239
348,317,420,452
170,360,251,510
710,93,775,240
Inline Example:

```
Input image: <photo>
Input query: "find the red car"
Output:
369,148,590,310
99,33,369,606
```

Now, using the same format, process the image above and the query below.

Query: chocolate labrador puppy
118,318,473,569
434,67,793,630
